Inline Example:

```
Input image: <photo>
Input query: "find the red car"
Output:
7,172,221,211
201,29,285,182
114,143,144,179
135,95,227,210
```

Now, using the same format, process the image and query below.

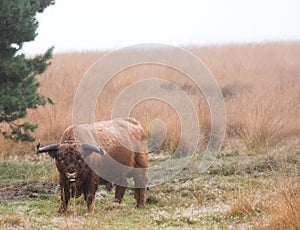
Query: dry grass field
1,42,300,229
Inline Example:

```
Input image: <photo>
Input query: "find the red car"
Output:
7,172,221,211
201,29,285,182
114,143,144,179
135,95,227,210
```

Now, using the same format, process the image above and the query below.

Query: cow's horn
37,143,59,154
80,144,105,157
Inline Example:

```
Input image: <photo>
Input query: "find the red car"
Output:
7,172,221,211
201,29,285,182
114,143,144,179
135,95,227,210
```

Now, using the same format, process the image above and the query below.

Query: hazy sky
22,0,300,55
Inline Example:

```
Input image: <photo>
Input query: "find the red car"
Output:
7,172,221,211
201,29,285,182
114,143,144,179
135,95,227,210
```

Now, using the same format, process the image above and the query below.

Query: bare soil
0,181,59,203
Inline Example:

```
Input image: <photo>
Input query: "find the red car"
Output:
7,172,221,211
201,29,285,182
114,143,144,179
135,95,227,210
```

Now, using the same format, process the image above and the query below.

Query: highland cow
37,118,148,213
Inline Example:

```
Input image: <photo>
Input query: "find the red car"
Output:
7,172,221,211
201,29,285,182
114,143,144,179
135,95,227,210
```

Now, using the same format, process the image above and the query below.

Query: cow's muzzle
66,172,77,183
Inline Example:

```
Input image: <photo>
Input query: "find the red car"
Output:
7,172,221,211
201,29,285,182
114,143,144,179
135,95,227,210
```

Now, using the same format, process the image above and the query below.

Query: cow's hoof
136,203,145,209
107,200,125,210
58,208,67,214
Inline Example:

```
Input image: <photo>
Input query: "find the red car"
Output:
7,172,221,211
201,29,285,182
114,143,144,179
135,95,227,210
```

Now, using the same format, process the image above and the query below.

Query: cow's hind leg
133,153,148,208
134,188,146,208
133,170,147,208
114,177,128,204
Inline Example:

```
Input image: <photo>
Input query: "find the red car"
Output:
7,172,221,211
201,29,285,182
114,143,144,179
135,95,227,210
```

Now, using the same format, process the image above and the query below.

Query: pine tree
0,0,54,142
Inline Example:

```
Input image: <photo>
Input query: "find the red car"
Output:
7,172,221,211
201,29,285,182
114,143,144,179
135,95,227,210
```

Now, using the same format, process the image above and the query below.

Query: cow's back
95,118,148,157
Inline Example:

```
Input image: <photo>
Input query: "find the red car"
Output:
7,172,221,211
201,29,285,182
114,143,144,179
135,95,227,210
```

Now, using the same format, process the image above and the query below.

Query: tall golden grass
268,178,300,229
1,42,300,156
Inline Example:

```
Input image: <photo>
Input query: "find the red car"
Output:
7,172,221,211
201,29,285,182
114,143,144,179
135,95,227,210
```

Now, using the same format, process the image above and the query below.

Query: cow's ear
48,150,58,159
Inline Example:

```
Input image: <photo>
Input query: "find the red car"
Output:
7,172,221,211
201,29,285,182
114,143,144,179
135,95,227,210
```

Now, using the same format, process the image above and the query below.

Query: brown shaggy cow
37,118,148,213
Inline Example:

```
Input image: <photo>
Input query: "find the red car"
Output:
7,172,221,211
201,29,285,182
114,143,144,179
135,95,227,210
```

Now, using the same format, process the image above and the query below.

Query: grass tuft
268,178,300,229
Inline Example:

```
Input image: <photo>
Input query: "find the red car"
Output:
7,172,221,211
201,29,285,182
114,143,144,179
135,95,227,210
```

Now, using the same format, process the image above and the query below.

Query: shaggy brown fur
40,118,148,213
83,118,149,207
47,143,110,213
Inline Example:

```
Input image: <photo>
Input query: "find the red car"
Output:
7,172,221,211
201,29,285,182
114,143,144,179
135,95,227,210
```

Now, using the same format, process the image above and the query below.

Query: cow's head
37,142,104,183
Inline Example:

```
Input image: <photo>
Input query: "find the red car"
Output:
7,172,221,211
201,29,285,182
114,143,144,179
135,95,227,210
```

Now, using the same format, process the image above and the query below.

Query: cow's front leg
84,177,99,213
59,187,69,213
85,194,95,213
